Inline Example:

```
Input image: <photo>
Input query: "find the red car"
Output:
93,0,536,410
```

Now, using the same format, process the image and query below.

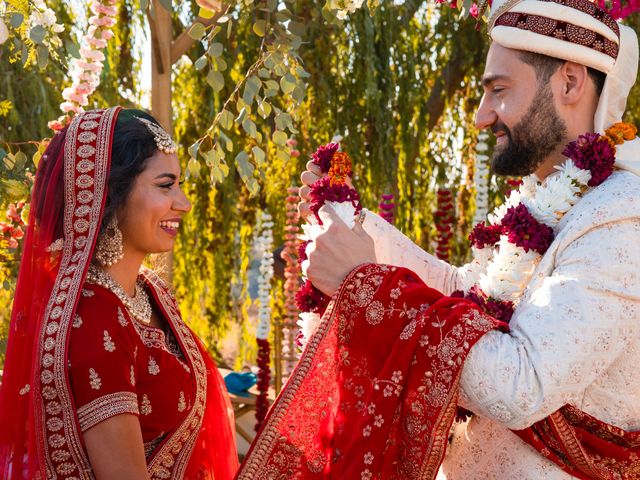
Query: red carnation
465,285,515,323
469,222,502,249
298,240,310,265
562,133,616,187
295,280,330,314
311,143,339,174
501,204,554,254
308,177,362,225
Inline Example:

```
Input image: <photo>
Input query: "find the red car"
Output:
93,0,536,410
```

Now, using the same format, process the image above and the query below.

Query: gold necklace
86,264,153,325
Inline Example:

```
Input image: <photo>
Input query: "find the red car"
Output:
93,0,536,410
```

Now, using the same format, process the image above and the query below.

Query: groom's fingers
317,205,345,231
300,170,321,187
299,185,311,201
306,161,323,177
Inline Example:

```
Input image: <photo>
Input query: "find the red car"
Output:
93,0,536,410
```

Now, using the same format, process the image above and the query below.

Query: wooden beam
171,8,229,65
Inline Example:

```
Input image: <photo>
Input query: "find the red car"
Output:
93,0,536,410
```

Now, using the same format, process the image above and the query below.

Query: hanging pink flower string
49,0,118,131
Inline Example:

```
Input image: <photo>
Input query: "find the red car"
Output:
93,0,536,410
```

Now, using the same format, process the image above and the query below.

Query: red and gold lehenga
0,107,238,480
238,263,640,480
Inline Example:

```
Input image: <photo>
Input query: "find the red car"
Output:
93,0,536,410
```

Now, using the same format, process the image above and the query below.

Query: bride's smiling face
117,150,191,257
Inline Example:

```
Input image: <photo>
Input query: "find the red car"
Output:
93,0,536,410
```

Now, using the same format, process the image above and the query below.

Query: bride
0,107,238,479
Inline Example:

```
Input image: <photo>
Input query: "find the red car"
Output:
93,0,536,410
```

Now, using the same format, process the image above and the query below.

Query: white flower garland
464,158,594,305
472,131,490,226
256,212,275,340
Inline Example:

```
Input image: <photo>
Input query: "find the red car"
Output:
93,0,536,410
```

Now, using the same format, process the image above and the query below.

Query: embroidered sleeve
69,291,139,431
361,209,463,295
459,219,640,430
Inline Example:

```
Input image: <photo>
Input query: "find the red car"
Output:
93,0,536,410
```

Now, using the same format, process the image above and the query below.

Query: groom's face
475,43,567,176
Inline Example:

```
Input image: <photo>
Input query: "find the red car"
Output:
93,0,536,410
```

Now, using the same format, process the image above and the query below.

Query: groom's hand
298,162,354,218
303,205,376,297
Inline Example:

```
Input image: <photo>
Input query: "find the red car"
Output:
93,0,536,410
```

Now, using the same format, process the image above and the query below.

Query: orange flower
328,151,353,186
604,122,638,146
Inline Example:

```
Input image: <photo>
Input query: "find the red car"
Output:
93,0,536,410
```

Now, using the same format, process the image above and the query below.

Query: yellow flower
328,151,352,186
605,122,638,145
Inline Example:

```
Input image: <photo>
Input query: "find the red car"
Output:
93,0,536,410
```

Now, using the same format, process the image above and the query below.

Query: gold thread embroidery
178,392,186,413
140,394,152,416
148,356,160,375
89,368,102,390
103,330,115,352
76,391,139,431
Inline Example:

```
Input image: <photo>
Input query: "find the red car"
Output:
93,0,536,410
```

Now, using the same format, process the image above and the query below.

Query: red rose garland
255,338,271,431
378,193,395,224
435,188,455,261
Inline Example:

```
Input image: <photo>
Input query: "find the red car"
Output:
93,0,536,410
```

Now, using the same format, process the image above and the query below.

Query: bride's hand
298,161,354,218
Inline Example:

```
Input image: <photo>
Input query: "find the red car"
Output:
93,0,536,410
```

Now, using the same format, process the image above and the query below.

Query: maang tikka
95,216,124,267
136,117,177,154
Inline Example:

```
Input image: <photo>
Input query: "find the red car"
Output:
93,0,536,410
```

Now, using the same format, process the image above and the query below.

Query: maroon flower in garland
308,176,362,225
298,239,311,265
501,204,554,254
295,279,330,314
255,338,271,431
378,193,395,224
562,133,616,187
311,142,340,173
465,285,515,323
469,222,503,249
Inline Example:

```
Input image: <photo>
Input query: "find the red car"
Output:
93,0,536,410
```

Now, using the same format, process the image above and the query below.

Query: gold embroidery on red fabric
142,269,207,480
35,107,118,480
76,391,139,432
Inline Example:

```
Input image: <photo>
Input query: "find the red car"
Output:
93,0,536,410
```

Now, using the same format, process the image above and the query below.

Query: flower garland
296,143,362,349
255,212,274,430
281,187,301,381
0,202,27,250
462,122,637,323
473,131,490,226
435,188,455,261
49,0,117,131
378,193,395,224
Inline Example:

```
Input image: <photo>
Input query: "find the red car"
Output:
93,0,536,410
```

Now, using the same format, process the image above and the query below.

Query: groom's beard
490,84,568,177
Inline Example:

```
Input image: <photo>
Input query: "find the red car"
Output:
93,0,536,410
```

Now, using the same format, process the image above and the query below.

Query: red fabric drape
237,263,504,479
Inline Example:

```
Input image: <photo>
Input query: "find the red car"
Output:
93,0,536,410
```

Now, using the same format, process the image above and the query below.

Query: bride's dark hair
101,109,164,233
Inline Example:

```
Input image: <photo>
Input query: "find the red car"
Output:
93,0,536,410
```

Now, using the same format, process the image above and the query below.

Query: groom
298,0,640,478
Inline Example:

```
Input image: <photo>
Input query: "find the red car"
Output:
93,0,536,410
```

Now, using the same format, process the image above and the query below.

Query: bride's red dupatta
238,262,640,480
237,263,505,479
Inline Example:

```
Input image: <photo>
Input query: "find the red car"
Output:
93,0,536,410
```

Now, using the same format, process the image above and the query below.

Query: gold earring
95,216,124,267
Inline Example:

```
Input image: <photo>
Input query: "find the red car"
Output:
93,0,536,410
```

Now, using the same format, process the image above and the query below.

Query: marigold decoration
280,188,301,382
297,144,362,349
459,123,634,323
255,212,274,430
473,131,491,226
49,0,118,131
378,193,395,224
434,188,455,261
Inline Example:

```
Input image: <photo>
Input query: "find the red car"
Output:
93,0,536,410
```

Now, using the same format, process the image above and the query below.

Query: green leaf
158,0,171,11
140,0,150,10
272,130,288,146
219,131,233,153
235,107,247,125
258,68,270,78
235,152,259,195
203,149,229,184
36,44,49,69
257,100,272,119
194,56,207,71
288,21,306,36
252,146,266,167
10,13,24,29
29,25,46,44
186,157,201,179
188,22,206,40
188,140,201,160
242,75,261,105
253,19,267,37
206,70,224,92
65,40,81,59
292,84,306,104
13,151,28,170
219,109,234,130
242,118,258,139
208,42,223,57
264,80,279,97
280,73,296,94
295,65,311,78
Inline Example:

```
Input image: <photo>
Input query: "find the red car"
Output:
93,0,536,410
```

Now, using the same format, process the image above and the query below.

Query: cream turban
487,0,640,175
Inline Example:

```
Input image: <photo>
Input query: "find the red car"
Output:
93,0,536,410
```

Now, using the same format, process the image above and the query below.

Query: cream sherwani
363,170,640,479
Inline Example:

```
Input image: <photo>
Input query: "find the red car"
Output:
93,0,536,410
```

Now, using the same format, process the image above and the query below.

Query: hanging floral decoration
287,138,301,158
0,202,27,250
326,0,366,19
280,187,301,381
48,0,118,131
255,212,274,430
459,122,636,323
473,131,490,226
434,188,455,261
296,143,362,349
378,193,395,224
